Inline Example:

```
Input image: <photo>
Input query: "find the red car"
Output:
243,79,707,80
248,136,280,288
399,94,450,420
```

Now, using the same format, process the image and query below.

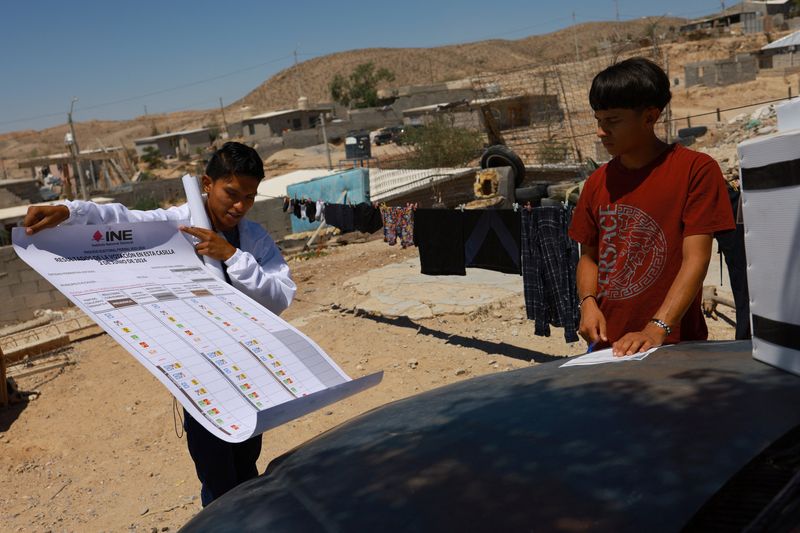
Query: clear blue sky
0,0,723,134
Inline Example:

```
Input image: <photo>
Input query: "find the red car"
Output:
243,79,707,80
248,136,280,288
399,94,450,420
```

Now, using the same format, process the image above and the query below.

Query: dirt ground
0,237,737,532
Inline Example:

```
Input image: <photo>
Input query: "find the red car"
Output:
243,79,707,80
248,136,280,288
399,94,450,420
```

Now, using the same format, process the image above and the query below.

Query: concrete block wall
685,56,758,87
248,198,294,243
107,177,188,208
0,245,71,326
773,52,800,69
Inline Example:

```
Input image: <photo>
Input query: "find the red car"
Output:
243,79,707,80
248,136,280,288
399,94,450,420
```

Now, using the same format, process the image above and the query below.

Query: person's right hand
22,205,70,235
578,298,608,345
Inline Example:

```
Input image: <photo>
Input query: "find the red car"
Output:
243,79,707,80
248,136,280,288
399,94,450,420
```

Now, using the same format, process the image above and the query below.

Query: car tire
480,145,526,188
514,182,550,203
677,126,707,139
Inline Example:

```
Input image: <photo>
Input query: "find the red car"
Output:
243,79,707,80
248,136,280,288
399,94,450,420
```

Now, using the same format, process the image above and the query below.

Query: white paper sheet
12,221,382,443
181,174,225,282
560,346,660,367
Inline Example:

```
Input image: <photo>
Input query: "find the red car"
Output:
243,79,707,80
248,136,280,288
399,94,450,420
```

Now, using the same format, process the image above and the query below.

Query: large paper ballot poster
12,221,382,443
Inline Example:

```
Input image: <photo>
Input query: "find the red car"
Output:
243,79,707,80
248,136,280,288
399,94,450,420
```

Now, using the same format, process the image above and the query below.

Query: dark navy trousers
184,409,262,506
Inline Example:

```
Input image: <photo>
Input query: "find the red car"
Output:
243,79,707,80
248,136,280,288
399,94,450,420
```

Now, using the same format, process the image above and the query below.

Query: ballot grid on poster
12,220,380,443
79,272,337,438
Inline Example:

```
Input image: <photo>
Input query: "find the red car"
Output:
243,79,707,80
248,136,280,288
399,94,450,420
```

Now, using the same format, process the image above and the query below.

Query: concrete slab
343,257,523,319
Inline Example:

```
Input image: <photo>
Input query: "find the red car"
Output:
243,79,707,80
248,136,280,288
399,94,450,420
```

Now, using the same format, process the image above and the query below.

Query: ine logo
92,229,133,243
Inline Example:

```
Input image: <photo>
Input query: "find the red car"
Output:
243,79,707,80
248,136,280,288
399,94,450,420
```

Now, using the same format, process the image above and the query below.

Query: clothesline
409,207,581,343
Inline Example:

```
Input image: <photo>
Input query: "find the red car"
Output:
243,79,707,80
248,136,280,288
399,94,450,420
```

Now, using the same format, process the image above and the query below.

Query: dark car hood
181,341,800,532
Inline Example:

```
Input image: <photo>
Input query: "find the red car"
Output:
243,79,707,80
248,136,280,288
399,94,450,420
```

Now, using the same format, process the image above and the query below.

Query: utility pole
320,113,332,170
0,157,6,180
219,97,229,139
67,97,88,200
572,12,581,63
614,0,620,21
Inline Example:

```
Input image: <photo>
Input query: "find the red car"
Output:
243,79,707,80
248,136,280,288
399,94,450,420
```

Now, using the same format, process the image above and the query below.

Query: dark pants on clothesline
184,409,262,507
715,189,751,340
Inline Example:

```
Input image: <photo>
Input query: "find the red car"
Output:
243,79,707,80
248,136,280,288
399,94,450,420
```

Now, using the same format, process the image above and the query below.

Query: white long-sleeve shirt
61,200,296,315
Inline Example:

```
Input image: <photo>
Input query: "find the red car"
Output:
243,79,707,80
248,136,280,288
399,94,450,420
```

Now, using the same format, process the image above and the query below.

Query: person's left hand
611,323,668,356
180,226,236,262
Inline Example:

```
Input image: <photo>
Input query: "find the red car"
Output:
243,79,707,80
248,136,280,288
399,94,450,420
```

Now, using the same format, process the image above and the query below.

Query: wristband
649,318,672,336
579,294,597,307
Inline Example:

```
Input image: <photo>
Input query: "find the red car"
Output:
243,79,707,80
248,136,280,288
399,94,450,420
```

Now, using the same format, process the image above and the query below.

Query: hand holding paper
180,226,237,262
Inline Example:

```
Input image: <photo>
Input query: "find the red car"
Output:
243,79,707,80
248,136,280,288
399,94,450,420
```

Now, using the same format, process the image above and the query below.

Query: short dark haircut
589,57,671,112
205,142,264,181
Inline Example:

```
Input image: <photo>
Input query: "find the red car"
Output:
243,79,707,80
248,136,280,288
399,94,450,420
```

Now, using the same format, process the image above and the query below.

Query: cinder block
19,269,43,283
24,292,58,310
10,281,38,297
37,279,55,292
0,309,18,326
15,309,34,323
48,292,70,307
0,270,21,286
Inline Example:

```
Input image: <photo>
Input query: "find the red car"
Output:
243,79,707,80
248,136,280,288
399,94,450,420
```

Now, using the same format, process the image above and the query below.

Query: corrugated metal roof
762,30,800,50
256,167,476,203
244,106,332,122
134,128,210,143
402,95,528,116
369,168,473,202
245,109,304,121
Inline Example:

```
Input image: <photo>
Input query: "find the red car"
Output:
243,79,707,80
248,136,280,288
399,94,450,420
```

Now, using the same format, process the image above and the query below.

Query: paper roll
181,174,226,281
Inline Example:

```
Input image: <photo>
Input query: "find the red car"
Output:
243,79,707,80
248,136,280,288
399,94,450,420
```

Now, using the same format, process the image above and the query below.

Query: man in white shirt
24,142,296,506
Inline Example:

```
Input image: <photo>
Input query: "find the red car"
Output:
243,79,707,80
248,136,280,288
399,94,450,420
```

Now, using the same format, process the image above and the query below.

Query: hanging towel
462,209,521,275
415,209,466,276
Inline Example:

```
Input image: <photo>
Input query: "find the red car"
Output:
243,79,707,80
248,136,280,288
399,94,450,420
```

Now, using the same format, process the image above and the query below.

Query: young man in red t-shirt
569,57,735,355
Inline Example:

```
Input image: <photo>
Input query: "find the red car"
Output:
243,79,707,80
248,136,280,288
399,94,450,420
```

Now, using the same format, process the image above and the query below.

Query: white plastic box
738,129,800,376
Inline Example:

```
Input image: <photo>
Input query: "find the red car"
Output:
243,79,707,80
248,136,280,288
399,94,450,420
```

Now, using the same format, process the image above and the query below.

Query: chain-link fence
468,48,667,166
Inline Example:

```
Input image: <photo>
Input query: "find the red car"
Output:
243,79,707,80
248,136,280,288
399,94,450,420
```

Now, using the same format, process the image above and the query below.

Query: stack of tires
480,145,583,207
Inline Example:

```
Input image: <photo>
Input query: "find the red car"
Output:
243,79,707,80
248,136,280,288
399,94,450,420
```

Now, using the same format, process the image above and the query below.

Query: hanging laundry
316,200,325,222
462,209,521,275
381,206,415,248
399,206,415,248
324,204,355,233
414,209,465,276
353,203,383,233
521,206,580,343
305,199,317,222
292,199,302,219
299,202,308,220
381,206,397,245
282,197,290,213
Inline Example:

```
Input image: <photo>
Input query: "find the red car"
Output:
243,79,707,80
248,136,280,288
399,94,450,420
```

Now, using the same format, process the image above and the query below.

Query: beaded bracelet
649,318,672,336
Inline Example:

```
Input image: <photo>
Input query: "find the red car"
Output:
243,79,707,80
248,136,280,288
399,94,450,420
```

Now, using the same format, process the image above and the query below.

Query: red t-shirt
569,143,735,347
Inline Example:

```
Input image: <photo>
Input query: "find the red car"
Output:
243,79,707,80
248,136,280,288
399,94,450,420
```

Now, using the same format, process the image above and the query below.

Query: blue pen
587,341,596,353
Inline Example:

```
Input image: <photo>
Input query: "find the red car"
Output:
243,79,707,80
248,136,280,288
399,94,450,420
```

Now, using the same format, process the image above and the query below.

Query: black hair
589,57,671,112
205,141,264,181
